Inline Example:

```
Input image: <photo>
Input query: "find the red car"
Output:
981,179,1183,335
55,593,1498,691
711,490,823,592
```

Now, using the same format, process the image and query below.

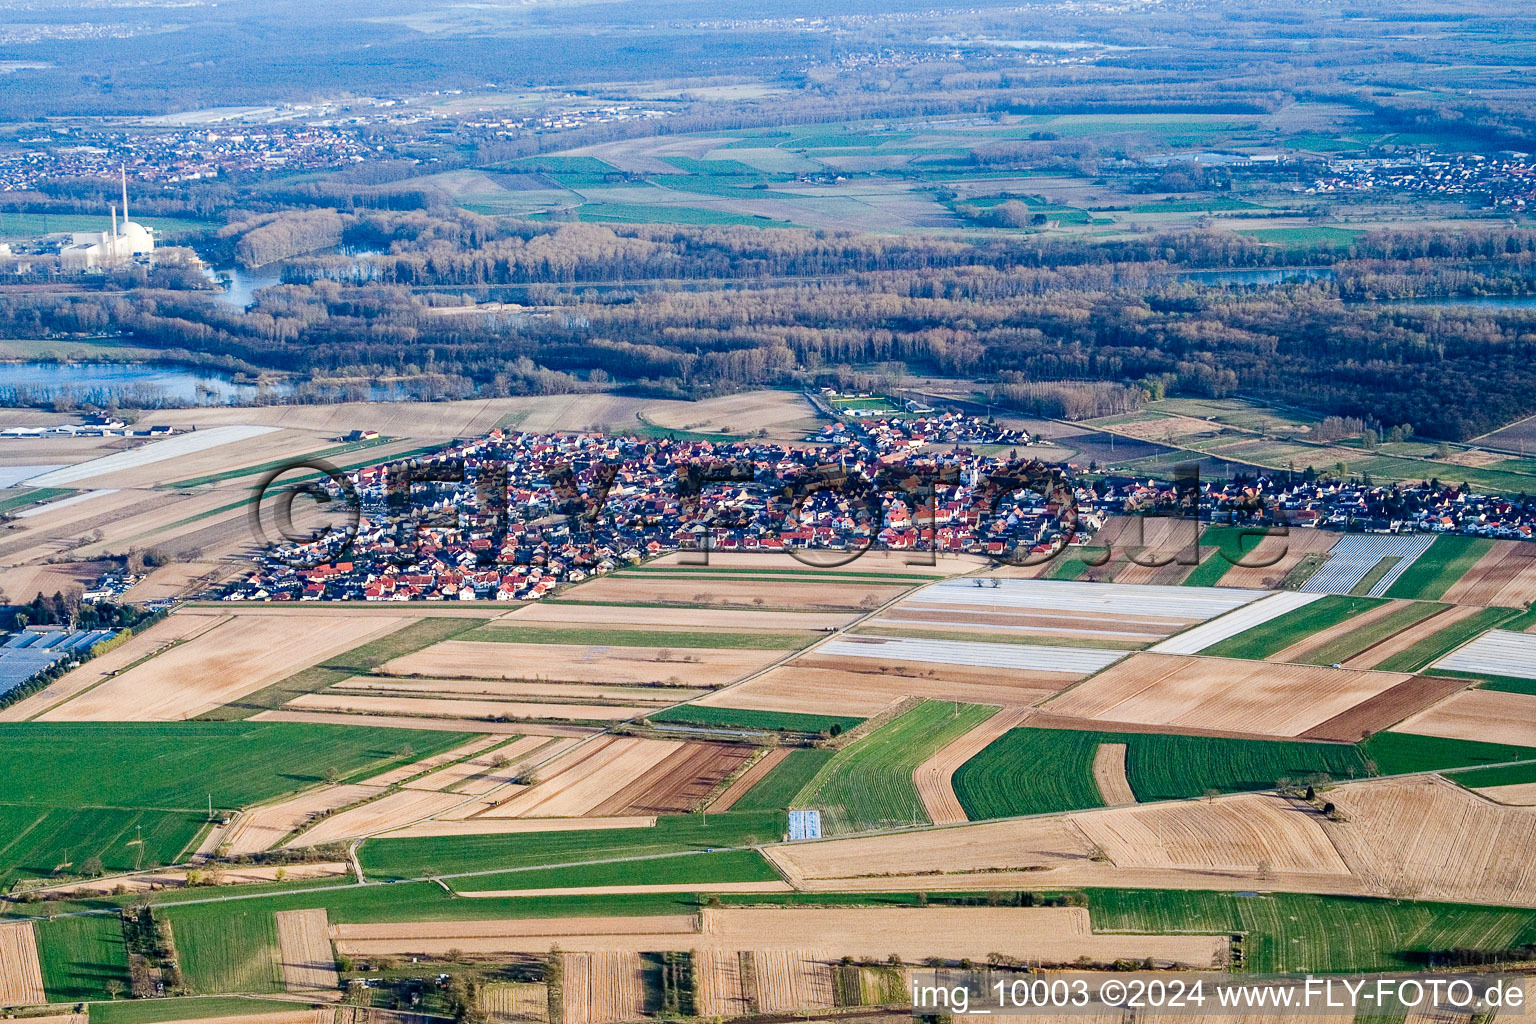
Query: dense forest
4,211,1535,439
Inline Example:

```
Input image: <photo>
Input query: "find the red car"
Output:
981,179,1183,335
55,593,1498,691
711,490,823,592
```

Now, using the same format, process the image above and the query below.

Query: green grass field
451,848,780,893
1383,535,1493,600
89,997,320,1024
360,810,785,880
161,906,282,994
729,750,836,812
793,701,1000,834
0,722,471,883
1444,760,1536,790
1183,525,1281,587
36,914,132,1002
464,625,815,650
1363,732,1536,776
952,727,1104,819
0,722,472,810
1199,595,1386,660
0,804,205,884
1467,671,1536,695
647,705,863,734
1086,889,1535,974
0,486,73,515
1373,606,1519,673
954,728,1373,817
1293,601,1442,666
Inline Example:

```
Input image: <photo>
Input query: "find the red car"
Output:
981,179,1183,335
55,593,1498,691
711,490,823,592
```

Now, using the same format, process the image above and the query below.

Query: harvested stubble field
223,783,384,855
375,815,653,840
554,575,907,610
695,663,1063,717
1041,653,1414,738
335,677,701,705
0,611,229,722
333,908,1224,966
559,951,646,1024
1082,515,1200,586
483,982,548,1023
273,909,338,994
1442,540,1536,607
1073,793,1351,878
879,601,1180,644
587,741,754,815
748,950,836,1013
499,602,856,631
249,710,589,736
642,389,819,438
914,707,1033,824
1203,525,1339,590
694,951,751,1018
359,735,507,787
285,693,648,722
1392,688,1536,748
381,640,781,688
640,550,986,576
476,736,684,817
1091,742,1136,805
1323,775,1536,905
288,789,467,846
405,735,553,793
0,921,45,1007
38,613,414,721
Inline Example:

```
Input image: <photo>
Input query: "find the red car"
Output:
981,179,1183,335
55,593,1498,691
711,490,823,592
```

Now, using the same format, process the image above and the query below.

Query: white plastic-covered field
1150,591,1327,655
1299,534,1436,596
818,635,1127,674
1432,629,1536,680
913,578,1267,622
24,424,279,486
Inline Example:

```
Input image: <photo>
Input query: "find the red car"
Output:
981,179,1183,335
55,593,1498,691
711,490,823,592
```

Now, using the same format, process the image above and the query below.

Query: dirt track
914,707,1028,824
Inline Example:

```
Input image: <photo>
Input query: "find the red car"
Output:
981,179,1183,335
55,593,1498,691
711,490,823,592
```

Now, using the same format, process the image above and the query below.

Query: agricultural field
791,700,1000,834
951,727,1374,819
33,915,130,1002
1038,653,1424,739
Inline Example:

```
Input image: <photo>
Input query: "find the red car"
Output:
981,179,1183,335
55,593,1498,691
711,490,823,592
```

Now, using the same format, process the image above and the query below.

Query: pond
0,361,288,405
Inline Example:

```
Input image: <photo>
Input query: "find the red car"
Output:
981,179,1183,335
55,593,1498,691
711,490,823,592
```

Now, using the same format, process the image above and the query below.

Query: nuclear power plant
58,166,155,271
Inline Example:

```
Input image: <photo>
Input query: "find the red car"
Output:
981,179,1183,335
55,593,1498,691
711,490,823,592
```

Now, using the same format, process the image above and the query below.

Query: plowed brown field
332,908,1222,966
1214,527,1338,591
476,737,683,817
914,707,1028,824
588,742,753,815
0,921,45,1007
701,662,1066,718
500,603,856,632
554,576,905,610
1392,688,1536,748
0,611,228,721
1299,674,1471,742
1443,541,1536,607
1042,653,1410,737
285,693,647,722
382,640,780,688
710,749,790,812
